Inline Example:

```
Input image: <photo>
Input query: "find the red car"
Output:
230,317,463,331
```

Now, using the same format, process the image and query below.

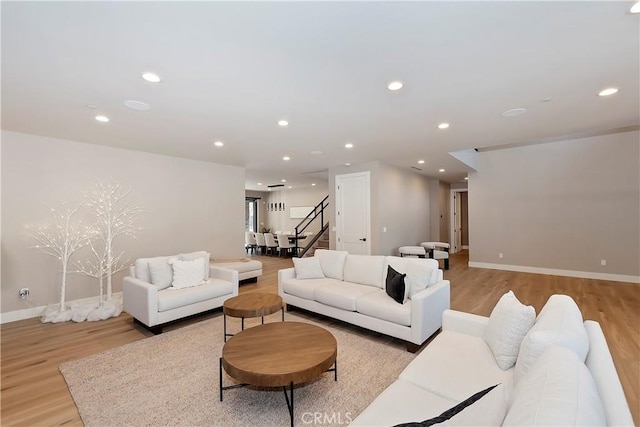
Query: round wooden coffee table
219,322,338,427
222,293,284,341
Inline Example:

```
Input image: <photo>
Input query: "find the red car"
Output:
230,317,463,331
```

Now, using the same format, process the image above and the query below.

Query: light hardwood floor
1,252,638,426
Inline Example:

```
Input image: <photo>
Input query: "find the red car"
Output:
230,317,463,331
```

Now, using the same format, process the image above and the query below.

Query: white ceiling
2,1,638,191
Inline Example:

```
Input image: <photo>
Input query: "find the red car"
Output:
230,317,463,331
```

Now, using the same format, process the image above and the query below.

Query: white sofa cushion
385,256,438,297
170,258,206,289
399,330,514,402
314,249,348,280
437,383,507,426
504,345,606,426
157,278,234,312
292,257,325,279
515,294,589,383
134,255,173,283
357,290,412,326
483,290,536,370
180,251,210,280
350,379,458,427
148,258,174,289
313,282,379,311
281,277,339,300
343,255,386,288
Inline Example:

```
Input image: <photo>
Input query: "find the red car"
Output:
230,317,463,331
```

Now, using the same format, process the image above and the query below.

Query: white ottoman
398,246,427,258
210,259,263,283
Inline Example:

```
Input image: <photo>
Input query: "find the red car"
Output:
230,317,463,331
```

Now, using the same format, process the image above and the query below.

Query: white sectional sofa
351,295,634,426
278,249,450,351
123,251,238,333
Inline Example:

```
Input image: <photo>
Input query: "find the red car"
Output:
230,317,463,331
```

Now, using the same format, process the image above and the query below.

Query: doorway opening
449,189,468,254
245,197,259,232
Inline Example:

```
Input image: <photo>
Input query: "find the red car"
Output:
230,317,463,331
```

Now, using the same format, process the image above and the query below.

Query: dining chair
278,235,296,257
244,231,257,254
254,233,267,255
264,233,279,256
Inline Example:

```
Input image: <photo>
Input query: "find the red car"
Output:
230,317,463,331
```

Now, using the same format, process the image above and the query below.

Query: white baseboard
468,262,640,284
0,292,124,324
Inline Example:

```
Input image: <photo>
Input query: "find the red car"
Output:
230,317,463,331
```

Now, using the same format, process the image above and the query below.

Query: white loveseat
123,251,238,333
351,295,633,426
278,249,450,351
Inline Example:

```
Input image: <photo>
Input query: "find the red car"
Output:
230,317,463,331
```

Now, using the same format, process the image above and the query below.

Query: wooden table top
223,293,283,318
221,322,337,387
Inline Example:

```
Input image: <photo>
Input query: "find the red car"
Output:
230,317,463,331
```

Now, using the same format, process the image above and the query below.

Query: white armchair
123,251,238,333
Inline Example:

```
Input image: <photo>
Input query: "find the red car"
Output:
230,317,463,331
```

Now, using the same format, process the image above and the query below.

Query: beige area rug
60,312,415,426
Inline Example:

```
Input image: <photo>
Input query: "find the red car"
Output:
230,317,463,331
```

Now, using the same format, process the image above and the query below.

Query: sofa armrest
278,267,296,296
442,309,489,338
209,266,239,297
122,276,158,327
410,280,450,345
584,320,634,426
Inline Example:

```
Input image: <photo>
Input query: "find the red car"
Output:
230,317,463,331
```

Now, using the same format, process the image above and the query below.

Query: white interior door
336,171,370,255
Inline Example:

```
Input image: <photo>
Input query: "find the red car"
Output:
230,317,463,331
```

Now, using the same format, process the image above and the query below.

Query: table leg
241,317,245,330
281,307,285,322
326,359,338,381
283,381,294,427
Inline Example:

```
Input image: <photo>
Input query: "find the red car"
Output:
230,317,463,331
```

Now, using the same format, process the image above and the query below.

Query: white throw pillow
170,258,206,289
515,294,589,383
503,345,606,426
180,251,210,280
404,260,436,298
293,257,325,279
147,258,174,289
483,290,536,370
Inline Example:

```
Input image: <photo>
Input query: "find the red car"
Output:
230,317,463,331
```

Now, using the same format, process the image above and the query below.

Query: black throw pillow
385,266,406,304
392,384,500,427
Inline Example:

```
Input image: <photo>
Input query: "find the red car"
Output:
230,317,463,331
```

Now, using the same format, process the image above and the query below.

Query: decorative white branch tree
82,180,141,302
28,203,94,321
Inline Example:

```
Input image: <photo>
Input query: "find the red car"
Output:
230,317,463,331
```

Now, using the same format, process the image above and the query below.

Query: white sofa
278,249,450,351
123,251,238,332
351,296,634,426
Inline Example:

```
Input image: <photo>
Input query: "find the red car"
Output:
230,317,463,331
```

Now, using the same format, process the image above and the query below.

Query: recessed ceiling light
438,168,446,173
141,72,161,83
311,183,316,186
418,160,425,164
213,141,224,147
257,183,262,186
281,179,286,183
311,150,323,155
541,98,552,103
464,177,469,180
95,115,109,123
345,163,351,167
501,108,527,118
124,100,151,111
631,2,640,13
87,104,97,109
387,81,404,91
345,143,354,149
278,120,289,127
283,156,290,161
288,186,292,189
598,87,619,97
437,123,450,129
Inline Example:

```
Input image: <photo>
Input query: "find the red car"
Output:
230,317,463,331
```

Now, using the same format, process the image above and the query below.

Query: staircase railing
294,195,329,257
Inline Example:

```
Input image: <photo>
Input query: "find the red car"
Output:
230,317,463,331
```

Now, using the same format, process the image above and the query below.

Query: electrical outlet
498,253,503,259
19,288,30,299
601,259,607,266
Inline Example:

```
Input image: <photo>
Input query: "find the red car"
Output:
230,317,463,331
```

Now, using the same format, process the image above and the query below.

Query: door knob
359,238,367,241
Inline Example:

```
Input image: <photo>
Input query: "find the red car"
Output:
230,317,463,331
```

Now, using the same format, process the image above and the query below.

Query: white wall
1,131,245,315
263,185,328,233
328,161,431,255
469,130,640,282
